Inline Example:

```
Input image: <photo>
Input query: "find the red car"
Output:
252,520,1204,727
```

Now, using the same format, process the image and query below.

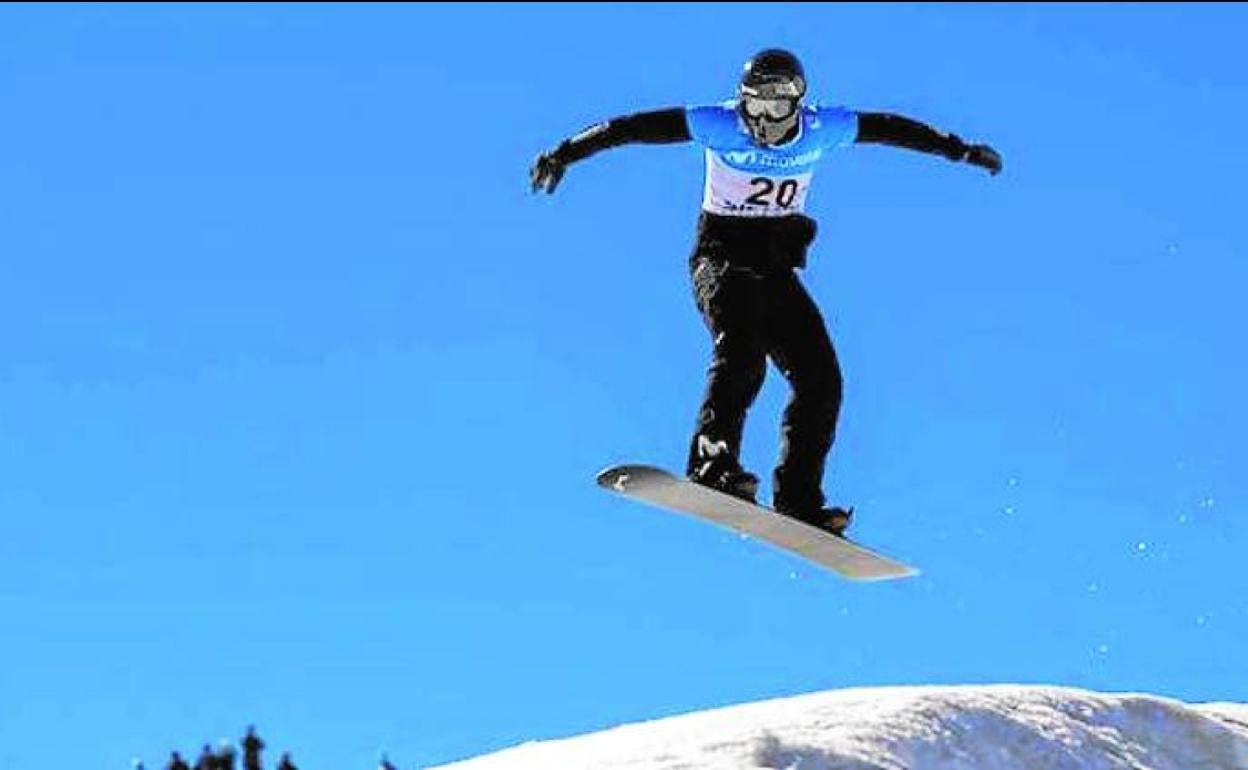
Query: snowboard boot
688,436,760,504
774,501,854,537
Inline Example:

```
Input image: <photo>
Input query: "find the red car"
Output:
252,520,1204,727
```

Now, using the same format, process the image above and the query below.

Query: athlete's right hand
530,149,567,194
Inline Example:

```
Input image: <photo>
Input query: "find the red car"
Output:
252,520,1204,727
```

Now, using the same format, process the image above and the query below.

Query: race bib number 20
702,155,813,217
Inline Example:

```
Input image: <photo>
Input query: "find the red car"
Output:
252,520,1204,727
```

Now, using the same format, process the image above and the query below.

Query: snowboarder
530,48,1001,534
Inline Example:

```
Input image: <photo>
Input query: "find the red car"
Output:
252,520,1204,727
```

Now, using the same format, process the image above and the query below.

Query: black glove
965,143,1002,176
530,146,568,194
943,133,1002,177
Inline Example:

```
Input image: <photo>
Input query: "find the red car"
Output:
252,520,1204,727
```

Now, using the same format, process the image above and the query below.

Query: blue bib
685,102,858,217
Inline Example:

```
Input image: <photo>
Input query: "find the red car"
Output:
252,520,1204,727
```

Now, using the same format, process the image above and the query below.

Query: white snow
426,685,1248,770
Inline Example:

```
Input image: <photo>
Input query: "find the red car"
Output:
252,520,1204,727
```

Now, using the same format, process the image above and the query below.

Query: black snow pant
685,212,843,513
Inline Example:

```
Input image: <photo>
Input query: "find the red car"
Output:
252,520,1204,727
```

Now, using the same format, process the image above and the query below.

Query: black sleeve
855,112,968,161
554,108,692,164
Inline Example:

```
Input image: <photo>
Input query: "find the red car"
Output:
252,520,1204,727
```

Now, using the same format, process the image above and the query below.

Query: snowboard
596,463,919,582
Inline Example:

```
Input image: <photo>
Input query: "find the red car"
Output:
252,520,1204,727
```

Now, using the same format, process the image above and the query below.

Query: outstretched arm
855,112,1002,176
530,108,692,194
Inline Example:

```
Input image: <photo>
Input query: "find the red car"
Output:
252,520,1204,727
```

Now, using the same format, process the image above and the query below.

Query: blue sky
1,4,1245,769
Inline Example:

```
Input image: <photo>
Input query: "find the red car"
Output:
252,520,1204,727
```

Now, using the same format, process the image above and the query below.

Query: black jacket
551,107,976,166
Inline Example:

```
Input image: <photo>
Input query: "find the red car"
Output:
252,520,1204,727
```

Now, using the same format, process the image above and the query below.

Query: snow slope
427,685,1248,770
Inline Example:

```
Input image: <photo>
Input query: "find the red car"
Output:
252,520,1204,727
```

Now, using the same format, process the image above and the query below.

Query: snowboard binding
688,436,760,505
776,503,854,538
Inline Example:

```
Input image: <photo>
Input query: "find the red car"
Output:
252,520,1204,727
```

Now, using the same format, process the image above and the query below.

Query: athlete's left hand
966,143,1002,176
530,149,567,194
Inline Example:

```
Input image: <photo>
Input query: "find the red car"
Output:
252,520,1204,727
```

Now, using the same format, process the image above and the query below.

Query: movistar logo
721,147,823,168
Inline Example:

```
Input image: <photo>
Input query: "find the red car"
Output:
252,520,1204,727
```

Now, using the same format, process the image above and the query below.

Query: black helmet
739,48,806,100
738,48,806,145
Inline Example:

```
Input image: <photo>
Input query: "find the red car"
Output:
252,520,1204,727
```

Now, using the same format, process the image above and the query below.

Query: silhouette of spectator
132,760,146,770
275,753,298,770
379,753,398,770
167,751,191,770
216,741,237,770
242,726,265,770
194,745,215,770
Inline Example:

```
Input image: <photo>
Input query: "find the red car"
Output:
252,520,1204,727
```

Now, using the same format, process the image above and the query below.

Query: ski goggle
741,94,799,120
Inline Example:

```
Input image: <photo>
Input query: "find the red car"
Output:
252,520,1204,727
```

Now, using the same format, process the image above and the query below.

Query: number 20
746,177,798,208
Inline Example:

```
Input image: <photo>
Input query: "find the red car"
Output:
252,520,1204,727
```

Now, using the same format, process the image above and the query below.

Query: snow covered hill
426,685,1248,770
